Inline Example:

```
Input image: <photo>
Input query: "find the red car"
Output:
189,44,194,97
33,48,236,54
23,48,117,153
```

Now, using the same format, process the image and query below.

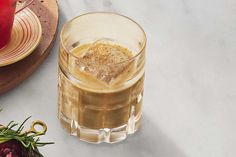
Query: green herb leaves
0,117,54,157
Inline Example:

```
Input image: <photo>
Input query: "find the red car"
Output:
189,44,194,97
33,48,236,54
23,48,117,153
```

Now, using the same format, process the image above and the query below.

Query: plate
0,8,42,67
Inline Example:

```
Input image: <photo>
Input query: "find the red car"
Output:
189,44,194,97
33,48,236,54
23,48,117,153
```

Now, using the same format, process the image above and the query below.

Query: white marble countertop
1,0,236,156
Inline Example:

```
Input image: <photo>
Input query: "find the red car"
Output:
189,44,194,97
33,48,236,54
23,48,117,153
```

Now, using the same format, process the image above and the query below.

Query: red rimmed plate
0,8,42,67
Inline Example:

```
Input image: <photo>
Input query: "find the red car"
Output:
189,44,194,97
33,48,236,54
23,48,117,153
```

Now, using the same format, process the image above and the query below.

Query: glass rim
60,12,147,66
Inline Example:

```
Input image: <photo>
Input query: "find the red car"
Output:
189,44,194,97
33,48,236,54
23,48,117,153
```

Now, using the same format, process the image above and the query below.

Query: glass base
59,112,142,144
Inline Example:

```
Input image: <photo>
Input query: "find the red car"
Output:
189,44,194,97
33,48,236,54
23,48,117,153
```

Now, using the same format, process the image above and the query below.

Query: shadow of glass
114,115,188,157
65,114,188,157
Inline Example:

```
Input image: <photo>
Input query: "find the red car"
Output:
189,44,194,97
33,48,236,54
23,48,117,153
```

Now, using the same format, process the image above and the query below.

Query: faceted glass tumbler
58,12,146,143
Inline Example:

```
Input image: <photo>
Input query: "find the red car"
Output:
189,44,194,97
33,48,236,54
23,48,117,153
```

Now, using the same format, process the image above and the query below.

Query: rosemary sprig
0,116,54,157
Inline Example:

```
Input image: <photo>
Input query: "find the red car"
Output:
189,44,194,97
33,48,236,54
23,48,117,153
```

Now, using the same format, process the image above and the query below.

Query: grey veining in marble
1,0,236,156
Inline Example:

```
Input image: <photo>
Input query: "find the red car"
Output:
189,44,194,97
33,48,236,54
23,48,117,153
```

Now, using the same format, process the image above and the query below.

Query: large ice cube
79,39,133,85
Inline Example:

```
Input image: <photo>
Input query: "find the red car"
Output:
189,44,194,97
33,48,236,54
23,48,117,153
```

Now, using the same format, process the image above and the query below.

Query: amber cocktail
58,13,146,143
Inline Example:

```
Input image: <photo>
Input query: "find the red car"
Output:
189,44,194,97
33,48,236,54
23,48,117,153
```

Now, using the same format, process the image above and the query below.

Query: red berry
0,140,28,157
